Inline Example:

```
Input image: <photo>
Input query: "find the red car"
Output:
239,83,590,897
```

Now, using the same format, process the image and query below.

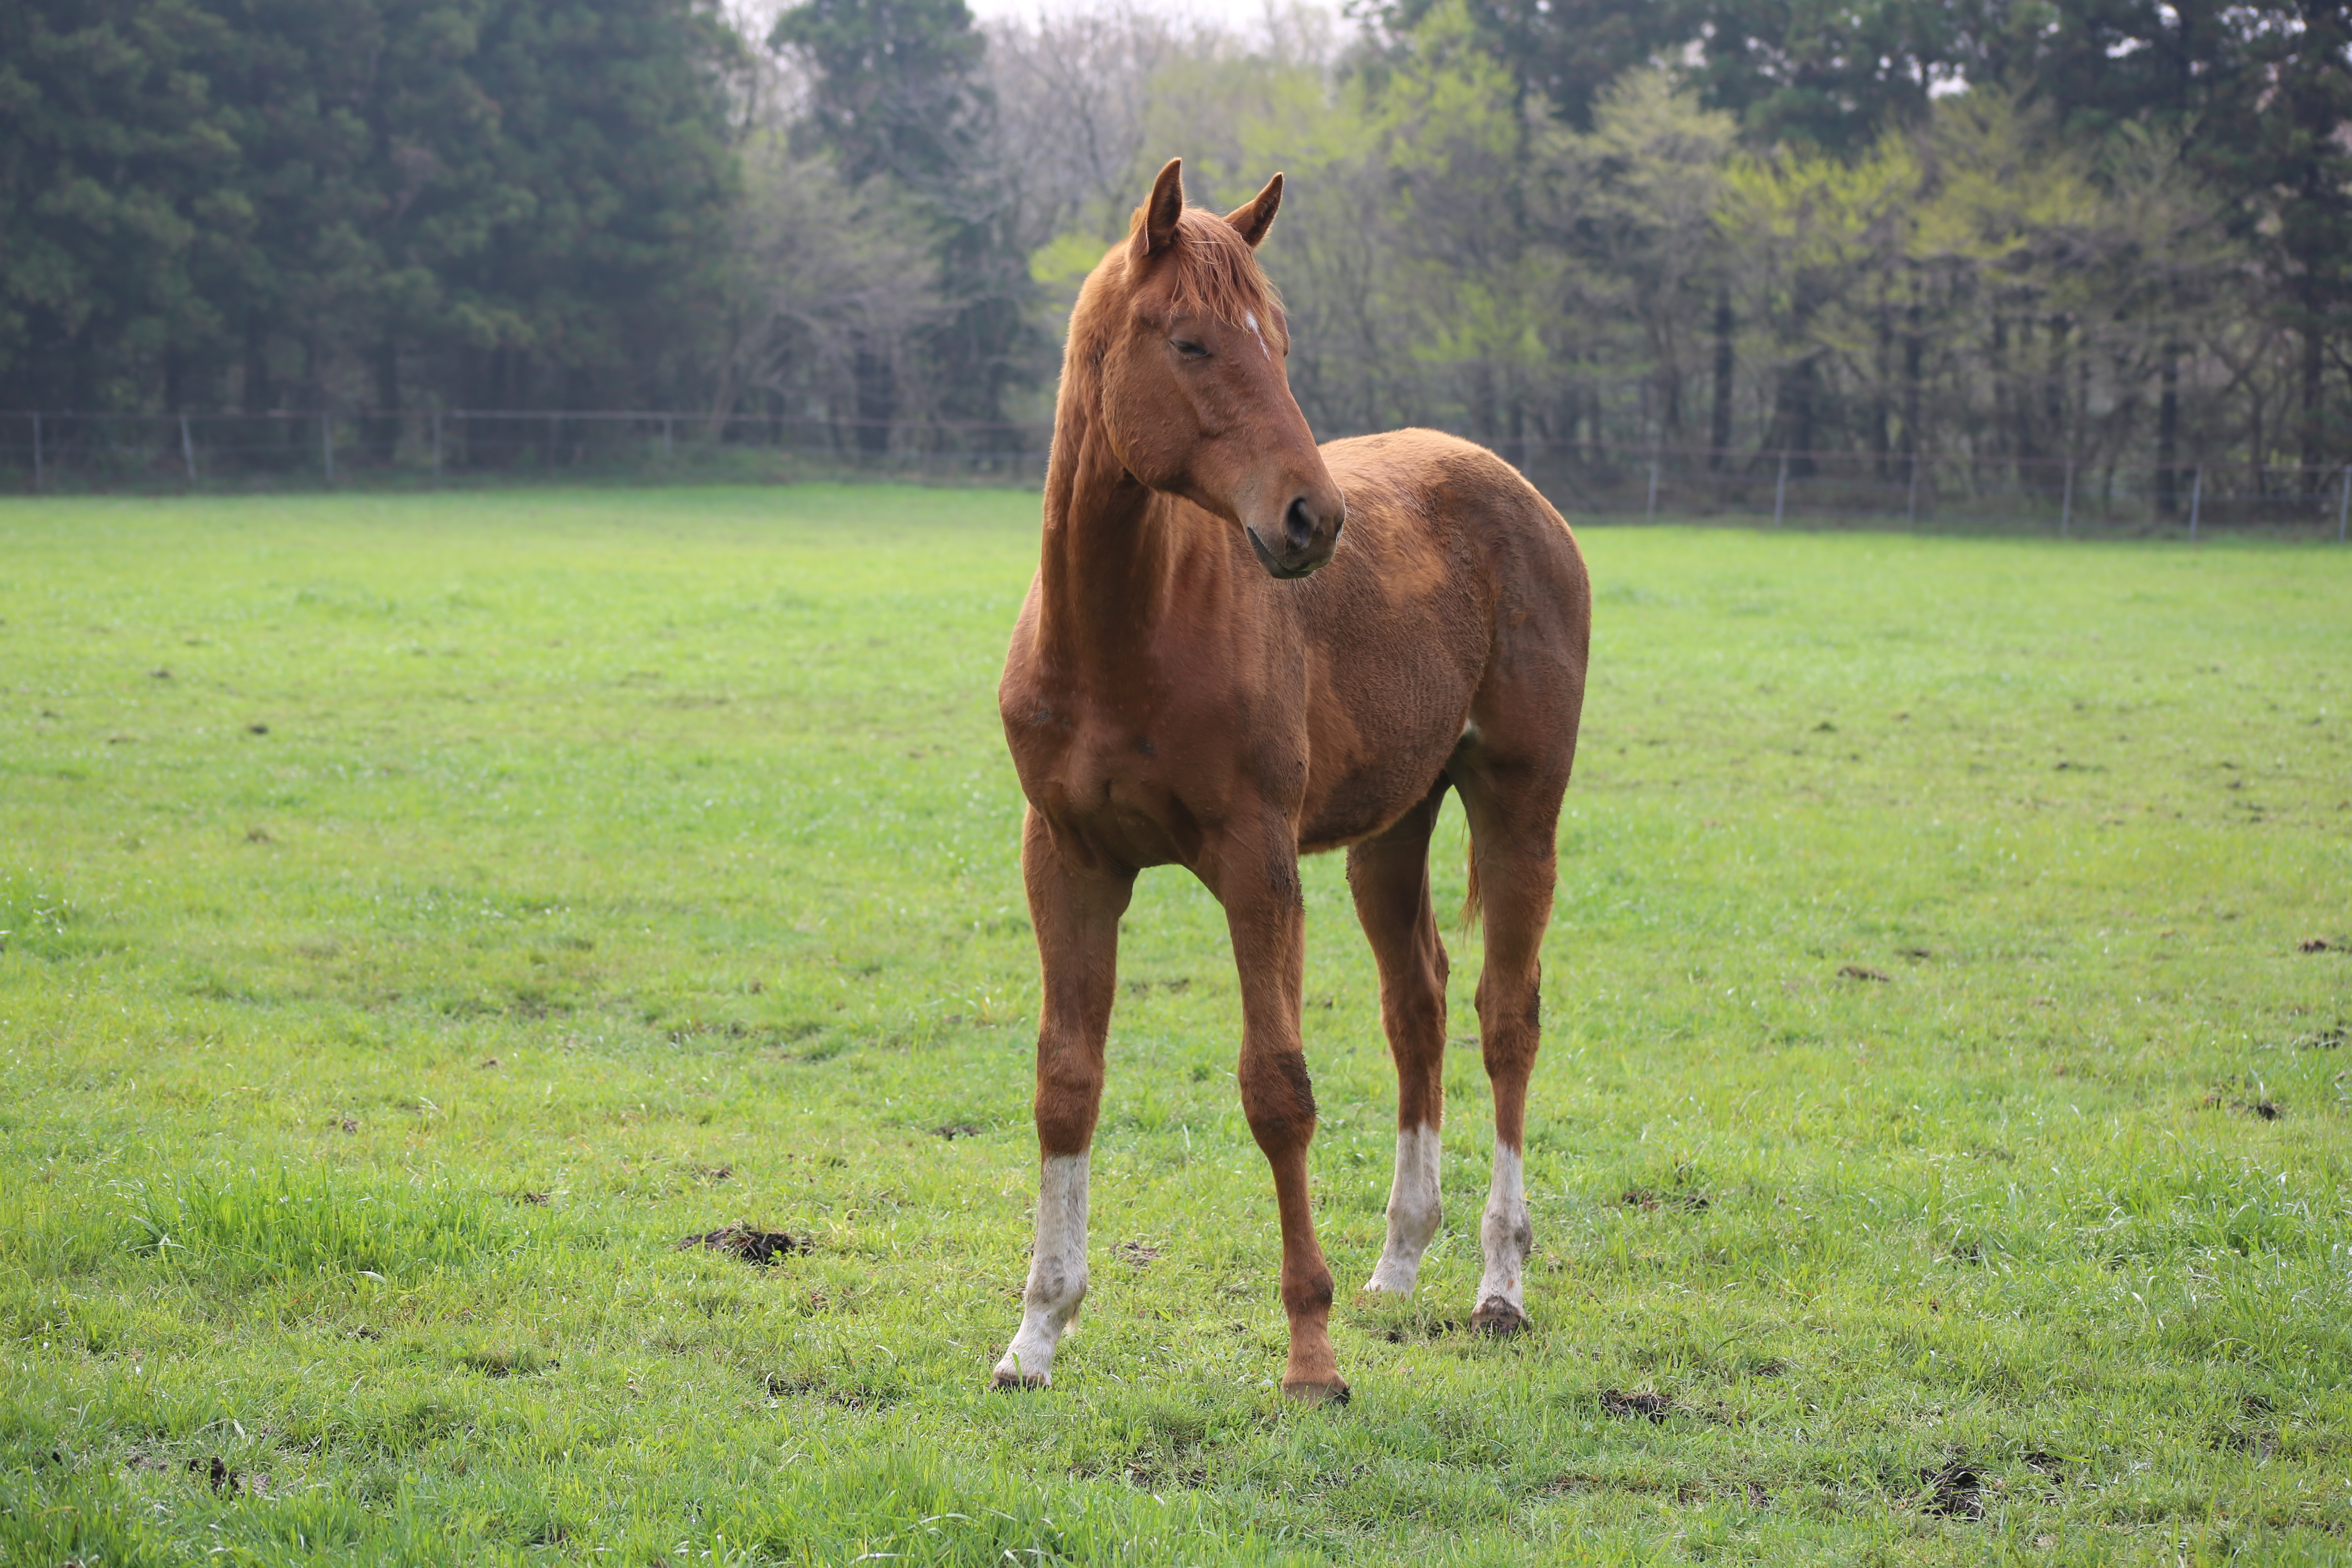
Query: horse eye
1172,339,1209,359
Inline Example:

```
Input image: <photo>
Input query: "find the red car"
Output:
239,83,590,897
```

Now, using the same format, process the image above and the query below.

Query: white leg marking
993,1153,1088,1387
1364,1125,1442,1294
1474,1140,1530,1329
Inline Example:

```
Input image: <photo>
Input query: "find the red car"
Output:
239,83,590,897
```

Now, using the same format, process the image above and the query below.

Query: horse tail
1458,838,1483,933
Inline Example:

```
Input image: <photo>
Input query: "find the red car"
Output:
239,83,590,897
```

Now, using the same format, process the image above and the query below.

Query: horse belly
1296,696,1463,852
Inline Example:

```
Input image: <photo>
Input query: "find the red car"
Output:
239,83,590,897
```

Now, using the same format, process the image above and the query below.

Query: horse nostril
1284,496,1315,554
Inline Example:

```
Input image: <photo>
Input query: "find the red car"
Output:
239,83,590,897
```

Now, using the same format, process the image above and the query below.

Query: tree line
5,0,2347,488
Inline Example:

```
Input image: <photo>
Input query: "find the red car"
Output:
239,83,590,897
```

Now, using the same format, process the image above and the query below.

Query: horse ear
1224,172,1283,249
1132,158,1185,262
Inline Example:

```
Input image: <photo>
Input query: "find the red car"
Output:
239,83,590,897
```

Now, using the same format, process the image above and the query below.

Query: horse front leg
1213,825,1347,1403
993,808,1132,1390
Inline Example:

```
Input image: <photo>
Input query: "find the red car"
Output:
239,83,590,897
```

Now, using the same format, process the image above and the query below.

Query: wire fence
6,409,2349,539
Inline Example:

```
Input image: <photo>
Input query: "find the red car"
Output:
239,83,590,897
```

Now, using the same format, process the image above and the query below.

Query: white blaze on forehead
994,1153,1089,1387
1244,311,1272,360
1365,1124,1443,1294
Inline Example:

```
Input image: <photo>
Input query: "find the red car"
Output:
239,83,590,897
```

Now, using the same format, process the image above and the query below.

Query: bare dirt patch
1919,1457,1985,1519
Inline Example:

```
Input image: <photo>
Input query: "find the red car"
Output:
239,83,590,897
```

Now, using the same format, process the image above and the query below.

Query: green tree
0,0,236,410
773,0,1039,434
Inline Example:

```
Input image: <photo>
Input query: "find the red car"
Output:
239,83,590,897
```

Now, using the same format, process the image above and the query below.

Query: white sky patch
969,0,1325,49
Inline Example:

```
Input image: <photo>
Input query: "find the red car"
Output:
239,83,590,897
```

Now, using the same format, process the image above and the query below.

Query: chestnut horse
993,159,1590,1402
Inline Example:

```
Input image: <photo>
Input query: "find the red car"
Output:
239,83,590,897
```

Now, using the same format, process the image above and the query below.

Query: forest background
6,0,2351,494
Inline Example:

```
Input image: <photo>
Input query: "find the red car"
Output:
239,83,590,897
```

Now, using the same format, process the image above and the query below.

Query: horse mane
1125,204,1281,329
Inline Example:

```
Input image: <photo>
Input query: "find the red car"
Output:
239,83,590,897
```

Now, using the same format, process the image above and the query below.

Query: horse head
1074,158,1345,579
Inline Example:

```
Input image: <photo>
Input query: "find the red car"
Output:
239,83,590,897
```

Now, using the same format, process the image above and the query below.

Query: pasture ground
2,486,2348,1566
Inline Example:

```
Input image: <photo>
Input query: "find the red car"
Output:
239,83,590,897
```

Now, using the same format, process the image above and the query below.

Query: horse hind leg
1346,786,1450,1296
1455,764,1564,1335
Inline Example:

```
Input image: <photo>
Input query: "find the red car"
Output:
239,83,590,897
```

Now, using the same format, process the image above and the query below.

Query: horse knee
1280,1261,1336,1317
1238,1049,1319,1151
1033,1059,1103,1154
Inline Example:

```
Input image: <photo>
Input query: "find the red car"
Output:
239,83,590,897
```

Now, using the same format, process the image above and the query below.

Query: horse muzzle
1245,491,1344,580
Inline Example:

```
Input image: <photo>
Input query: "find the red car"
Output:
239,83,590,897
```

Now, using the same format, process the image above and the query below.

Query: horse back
1311,428,1588,681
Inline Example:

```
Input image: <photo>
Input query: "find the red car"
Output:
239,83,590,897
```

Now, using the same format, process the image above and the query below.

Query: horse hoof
1470,1296,1528,1336
1281,1377,1351,1406
991,1368,1050,1391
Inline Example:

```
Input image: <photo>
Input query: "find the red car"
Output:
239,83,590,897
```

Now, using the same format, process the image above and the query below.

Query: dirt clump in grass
2021,1449,2070,1482
679,1224,806,1264
1621,1186,1710,1212
2216,1393,2280,1457
1601,1389,1673,1421
931,1122,981,1140
459,1346,559,1377
1115,1241,1163,1265
1838,964,1892,982
1920,1456,1986,1519
764,1372,897,1410
1379,1318,1461,1343
2299,937,2333,952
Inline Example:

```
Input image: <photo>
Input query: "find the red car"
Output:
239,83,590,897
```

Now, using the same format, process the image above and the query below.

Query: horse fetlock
991,1334,1059,1389
1365,1123,1443,1293
1475,1140,1530,1322
996,1152,1089,1390
995,1272,1084,1388
1281,1321,1347,1403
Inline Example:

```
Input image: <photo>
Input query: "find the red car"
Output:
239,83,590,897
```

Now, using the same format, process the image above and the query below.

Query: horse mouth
1245,525,1324,580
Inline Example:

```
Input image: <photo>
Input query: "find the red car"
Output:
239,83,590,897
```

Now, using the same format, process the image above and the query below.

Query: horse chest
1007,694,1255,869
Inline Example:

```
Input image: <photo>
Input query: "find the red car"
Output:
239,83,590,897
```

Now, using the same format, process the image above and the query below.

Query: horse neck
1033,386,1184,680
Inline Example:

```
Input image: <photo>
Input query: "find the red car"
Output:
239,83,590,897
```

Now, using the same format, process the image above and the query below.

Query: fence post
1773,449,1788,528
547,411,558,471
2188,465,2202,540
180,412,196,484
664,414,674,465
1905,454,1920,529
31,412,42,492
1646,453,1659,522
431,409,442,479
2060,458,2074,539
2339,464,2349,542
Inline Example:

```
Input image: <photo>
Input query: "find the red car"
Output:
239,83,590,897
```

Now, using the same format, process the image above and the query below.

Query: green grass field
2,486,2348,1566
